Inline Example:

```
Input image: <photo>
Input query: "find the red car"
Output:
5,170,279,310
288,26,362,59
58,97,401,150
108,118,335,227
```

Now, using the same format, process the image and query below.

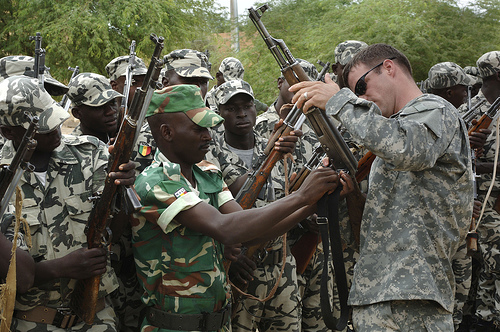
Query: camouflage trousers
11,303,116,332
108,257,145,332
297,242,358,332
352,300,454,332
475,209,500,325
452,242,472,328
231,248,300,332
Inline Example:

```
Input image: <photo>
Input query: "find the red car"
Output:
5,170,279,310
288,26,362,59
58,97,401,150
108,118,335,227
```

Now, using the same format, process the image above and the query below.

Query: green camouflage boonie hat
219,57,245,82
163,49,213,79
280,58,319,81
334,40,368,66
476,51,500,78
67,72,123,107
214,80,254,106
0,55,69,96
105,55,148,81
0,76,69,133
146,84,223,128
427,62,471,89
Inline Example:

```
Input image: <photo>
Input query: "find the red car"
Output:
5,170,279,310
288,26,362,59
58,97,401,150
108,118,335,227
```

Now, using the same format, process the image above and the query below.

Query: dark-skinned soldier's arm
174,167,339,246
33,158,136,286
0,232,35,293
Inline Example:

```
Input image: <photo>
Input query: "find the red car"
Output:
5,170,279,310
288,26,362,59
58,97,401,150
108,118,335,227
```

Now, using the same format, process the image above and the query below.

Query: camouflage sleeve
326,88,458,171
92,140,110,194
205,137,247,186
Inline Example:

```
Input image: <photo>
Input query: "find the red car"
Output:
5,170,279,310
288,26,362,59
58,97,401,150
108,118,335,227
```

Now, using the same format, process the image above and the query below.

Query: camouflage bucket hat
463,66,482,85
427,62,471,89
280,58,319,81
0,76,69,133
219,57,245,81
146,84,223,128
0,55,69,96
67,72,123,107
214,80,254,106
105,55,148,81
334,40,368,66
163,49,213,79
476,51,500,78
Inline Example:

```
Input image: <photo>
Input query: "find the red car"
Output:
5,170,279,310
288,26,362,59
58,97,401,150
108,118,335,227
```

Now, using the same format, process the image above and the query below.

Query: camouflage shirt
326,88,473,312
0,135,118,310
131,154,233,327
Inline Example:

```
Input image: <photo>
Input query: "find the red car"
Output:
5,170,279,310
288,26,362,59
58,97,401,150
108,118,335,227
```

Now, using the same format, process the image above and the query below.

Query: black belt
145,304,231,331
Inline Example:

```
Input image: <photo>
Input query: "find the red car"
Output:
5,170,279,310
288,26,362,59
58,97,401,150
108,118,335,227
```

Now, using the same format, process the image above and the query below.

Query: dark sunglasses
354,57,396,96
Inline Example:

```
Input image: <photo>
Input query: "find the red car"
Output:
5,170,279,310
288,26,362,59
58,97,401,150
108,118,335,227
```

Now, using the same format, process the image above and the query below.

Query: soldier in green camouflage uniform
67,73,123,143
66,72,145,332
204,80,302,332
290,43,473,331
131,84,341,332
0,76,137,331
461,51,500,331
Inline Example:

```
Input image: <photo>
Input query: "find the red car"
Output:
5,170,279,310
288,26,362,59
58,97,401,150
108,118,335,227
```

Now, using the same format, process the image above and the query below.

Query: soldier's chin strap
317,187,350,331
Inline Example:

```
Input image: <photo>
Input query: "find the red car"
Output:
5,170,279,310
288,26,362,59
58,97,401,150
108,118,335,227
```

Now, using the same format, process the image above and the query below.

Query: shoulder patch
174,187,188,198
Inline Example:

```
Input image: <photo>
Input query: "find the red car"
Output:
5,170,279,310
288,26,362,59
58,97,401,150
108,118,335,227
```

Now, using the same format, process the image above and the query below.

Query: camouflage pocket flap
64,192,93,215
22,198,41,227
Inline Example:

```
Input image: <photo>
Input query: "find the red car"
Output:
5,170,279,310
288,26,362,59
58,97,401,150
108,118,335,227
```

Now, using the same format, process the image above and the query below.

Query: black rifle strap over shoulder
317,188,350,331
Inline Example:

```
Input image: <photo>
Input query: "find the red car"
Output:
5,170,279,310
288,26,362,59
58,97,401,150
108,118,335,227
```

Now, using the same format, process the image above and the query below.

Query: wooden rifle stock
70,34,164,325
355,151,375,183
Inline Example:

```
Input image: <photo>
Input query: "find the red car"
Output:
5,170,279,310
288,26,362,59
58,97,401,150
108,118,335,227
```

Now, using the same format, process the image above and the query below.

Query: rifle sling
317,188,349,331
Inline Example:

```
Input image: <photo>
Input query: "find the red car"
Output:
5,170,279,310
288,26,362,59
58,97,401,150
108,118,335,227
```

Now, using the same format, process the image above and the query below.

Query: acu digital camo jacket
0,135,118,310
131,154,233,331
326,88,473,313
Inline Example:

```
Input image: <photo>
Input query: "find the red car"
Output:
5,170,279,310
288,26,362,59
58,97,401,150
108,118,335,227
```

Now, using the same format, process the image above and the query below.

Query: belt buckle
53,307,77,329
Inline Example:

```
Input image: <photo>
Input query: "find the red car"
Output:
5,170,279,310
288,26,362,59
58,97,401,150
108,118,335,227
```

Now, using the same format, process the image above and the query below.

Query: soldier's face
76,100,119,136
219,94,256,137
2,125,61,153
169,113,212,165
447,85,467,109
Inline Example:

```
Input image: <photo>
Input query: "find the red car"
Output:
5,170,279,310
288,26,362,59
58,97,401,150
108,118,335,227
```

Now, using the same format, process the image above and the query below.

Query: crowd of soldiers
0,37,499,332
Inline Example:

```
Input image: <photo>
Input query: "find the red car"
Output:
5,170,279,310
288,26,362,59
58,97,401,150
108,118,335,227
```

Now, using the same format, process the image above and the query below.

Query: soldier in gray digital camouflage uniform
460,51,500,332
0,75,136,331
67,73,123,143
290,43,473,331
204,79,305,332
0,56,69,155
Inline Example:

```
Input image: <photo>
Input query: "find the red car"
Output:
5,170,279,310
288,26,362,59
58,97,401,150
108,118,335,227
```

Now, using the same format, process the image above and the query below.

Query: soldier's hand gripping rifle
70,34,164,325
58,66,80,112
0,114,38,218
249,4,364,246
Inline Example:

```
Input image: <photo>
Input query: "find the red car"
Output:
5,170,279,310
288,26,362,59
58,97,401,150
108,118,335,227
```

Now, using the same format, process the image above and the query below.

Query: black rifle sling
317,188,349,331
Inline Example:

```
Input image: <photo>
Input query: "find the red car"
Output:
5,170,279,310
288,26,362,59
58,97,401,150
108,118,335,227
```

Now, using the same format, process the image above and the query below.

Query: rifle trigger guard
316,217,328,225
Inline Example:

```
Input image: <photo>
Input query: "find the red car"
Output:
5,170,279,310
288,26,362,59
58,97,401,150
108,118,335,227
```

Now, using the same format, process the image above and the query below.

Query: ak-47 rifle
28,32,46,88
0,114,38,218
70,34,164,325
58,66,80,112
249,4,364,246
122,40,137,117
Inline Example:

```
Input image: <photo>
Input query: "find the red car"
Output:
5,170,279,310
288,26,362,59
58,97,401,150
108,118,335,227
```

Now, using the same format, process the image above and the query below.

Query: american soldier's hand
289,73,340,112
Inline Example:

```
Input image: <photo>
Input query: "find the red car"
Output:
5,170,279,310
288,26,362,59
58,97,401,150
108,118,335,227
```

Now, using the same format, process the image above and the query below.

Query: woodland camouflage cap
476,51,500,78
105,55,148,81
67,72,123,107
219,57,245,82
214,80,254,106
0,55,69,96
0,76,69,133
146,84,223,128
427,62,471,89
163,49,213,79
334,40,368,66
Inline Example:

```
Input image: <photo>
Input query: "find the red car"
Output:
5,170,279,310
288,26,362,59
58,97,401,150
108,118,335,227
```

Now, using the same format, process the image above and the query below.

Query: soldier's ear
72,106,82,120
160,123,173,141
110,80,118,90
